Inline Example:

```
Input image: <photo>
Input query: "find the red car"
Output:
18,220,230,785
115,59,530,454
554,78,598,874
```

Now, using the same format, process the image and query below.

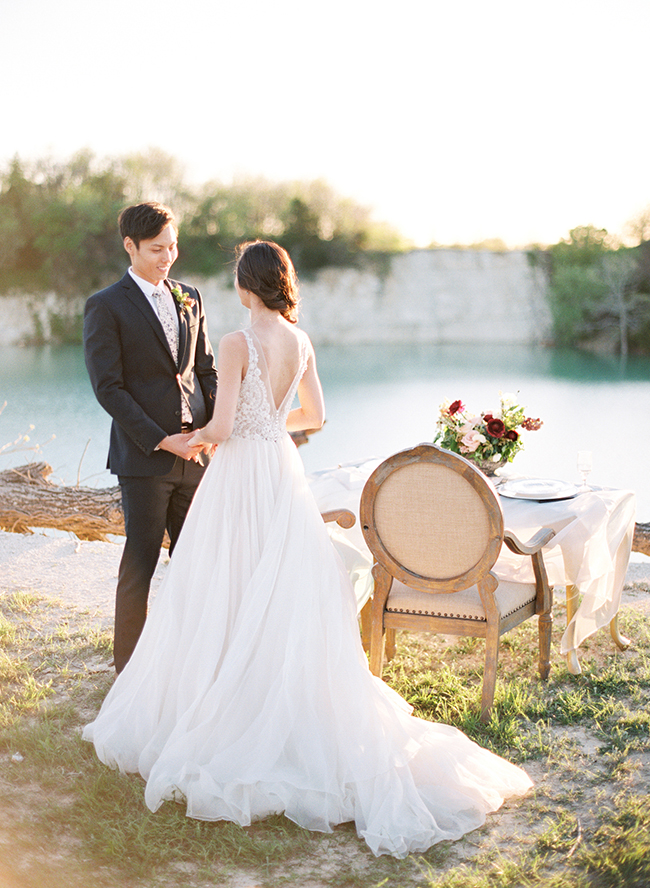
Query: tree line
0,149,407,299
1,149,649,355
533,221,650,358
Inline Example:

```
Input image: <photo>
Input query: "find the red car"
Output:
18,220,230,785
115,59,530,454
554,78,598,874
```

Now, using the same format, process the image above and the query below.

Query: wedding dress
83,328,532,858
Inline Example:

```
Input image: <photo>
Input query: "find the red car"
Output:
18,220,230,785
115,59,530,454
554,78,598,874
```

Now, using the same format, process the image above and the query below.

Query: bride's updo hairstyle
235,241,300,324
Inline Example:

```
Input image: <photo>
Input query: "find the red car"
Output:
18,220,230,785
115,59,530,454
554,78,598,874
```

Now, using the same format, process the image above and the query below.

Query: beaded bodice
231,328,309,442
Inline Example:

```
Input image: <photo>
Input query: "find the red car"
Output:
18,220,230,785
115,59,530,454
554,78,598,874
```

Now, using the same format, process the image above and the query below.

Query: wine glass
577,450,592,490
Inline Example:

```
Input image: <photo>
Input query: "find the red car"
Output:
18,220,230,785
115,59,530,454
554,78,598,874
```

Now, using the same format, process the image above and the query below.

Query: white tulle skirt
83,434,532,857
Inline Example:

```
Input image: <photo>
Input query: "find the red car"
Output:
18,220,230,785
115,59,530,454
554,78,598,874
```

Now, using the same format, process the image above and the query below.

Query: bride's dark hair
235,241,300,323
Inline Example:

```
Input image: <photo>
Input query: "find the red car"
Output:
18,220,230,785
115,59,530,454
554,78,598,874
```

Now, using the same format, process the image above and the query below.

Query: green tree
0,153,408,307
547,226,615,345
116,148,193,216
0,151,128,297
177,176,406,277
546,226,650,354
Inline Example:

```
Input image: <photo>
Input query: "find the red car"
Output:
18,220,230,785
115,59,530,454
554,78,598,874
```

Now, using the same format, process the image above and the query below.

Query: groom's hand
158,432,204,462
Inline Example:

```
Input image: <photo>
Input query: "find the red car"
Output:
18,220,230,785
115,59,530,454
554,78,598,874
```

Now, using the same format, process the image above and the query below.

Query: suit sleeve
83,294,169,455
192,287,218,419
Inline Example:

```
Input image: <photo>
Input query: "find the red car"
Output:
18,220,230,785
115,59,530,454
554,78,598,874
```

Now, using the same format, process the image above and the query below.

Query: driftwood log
0,462,124,541
633,523,650,557
0,432,319,542
1,460,649,554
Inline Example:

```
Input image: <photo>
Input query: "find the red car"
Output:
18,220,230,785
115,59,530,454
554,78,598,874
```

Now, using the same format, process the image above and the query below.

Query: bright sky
3,0,649,247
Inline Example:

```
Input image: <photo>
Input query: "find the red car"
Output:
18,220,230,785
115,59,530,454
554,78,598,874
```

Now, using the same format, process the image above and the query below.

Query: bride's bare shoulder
219,330,249,348
217,331,250,363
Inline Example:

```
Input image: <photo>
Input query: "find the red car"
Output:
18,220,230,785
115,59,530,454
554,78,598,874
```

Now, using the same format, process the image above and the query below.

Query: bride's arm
190,333,247,447
286,343,325,432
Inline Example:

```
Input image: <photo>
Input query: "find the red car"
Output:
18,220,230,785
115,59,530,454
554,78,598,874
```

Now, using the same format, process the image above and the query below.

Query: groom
84,202,217,673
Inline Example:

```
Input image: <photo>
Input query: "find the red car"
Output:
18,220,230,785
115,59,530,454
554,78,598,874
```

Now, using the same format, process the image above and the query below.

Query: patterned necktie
152,288,179,363
153,288,192,423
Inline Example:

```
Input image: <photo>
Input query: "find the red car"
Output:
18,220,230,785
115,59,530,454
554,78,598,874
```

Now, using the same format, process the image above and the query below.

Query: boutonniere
171,285,196,312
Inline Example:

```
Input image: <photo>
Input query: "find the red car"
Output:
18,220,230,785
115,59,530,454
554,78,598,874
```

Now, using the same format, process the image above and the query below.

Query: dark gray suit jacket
83,272,217,476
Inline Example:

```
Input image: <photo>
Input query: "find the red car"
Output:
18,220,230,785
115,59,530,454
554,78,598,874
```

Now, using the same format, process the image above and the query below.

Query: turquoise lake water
1,342,648,518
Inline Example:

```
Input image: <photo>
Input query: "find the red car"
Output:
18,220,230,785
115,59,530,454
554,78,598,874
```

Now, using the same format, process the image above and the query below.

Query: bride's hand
189,429,216,455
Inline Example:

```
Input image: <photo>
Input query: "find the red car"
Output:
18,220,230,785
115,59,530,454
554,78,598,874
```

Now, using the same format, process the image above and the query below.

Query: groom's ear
123,236,136,258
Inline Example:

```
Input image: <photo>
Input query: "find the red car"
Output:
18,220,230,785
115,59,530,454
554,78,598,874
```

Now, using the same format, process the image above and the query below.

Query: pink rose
460,430,484,453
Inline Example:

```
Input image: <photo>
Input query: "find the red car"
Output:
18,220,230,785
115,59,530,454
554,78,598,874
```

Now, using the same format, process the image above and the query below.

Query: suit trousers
115,457,207,673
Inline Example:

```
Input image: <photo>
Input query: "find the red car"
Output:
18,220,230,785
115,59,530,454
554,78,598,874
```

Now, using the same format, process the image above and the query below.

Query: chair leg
369,623,385,676
368,565,391,677
360,599,372,652
610,614,631,651
538,611,553,680
385,627,397,661
480,630,500,723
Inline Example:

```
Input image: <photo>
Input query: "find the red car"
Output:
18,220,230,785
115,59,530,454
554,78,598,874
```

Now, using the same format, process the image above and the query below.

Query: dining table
308,458,636,675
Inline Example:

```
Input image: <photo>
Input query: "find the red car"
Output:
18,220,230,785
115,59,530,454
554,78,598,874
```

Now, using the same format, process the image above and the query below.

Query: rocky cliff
0,248,551,346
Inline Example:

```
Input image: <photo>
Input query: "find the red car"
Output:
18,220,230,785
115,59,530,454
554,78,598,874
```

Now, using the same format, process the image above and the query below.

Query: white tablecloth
496,487,635,653
308,461,636,655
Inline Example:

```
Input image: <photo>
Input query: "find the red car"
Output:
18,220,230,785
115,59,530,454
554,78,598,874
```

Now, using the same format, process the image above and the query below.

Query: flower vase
470,457,508,477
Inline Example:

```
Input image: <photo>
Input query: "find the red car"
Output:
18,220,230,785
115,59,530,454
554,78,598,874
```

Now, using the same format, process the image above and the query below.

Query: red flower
505,430,519,441
449,399,464,415
522,417,543,431
483,413,494,422
486,418,505,438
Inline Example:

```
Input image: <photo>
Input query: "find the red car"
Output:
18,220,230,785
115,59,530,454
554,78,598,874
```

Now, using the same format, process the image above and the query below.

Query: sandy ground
0,530,167,627
2,528,650,629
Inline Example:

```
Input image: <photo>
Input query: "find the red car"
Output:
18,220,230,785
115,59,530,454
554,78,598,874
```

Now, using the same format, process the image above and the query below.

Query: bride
84,240,532,858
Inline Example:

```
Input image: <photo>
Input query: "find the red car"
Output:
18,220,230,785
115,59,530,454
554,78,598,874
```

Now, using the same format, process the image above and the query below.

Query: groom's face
124,223,179,285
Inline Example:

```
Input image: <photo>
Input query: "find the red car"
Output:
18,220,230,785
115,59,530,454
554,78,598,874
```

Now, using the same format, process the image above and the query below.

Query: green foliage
546,226,613,345
547,262,609,345
0,153,407,309
177,176,407,278
545,225,650,353
0,152,130,298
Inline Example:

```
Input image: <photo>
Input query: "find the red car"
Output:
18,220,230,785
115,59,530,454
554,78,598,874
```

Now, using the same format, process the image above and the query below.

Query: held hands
188,428,217,457
158,432,208,462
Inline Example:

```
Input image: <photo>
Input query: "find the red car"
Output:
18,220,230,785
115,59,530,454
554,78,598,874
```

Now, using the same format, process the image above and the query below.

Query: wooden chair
359,443,555,722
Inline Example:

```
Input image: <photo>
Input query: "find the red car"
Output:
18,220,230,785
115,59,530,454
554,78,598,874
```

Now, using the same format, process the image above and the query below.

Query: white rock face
201,249,551,345
0,249,552,346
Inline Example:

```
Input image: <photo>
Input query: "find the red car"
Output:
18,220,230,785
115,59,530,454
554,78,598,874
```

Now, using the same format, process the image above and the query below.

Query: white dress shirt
128,268,179,334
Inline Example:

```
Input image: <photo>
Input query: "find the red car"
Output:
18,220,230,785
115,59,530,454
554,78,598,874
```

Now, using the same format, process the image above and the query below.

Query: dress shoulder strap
240,328,259,368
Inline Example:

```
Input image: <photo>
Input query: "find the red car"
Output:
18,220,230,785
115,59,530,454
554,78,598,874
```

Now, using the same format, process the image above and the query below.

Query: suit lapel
168,278,190,369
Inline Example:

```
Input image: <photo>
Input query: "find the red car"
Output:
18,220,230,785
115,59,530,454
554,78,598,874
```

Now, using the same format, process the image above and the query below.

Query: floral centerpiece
434,393,543,475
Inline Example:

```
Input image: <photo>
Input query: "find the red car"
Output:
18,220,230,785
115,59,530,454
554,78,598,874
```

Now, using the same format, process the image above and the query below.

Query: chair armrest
505,527,555,616
504,527,555,555
321,509,356,529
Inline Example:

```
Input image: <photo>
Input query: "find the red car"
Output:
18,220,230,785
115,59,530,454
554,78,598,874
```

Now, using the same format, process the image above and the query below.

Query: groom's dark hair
118,202,176,247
